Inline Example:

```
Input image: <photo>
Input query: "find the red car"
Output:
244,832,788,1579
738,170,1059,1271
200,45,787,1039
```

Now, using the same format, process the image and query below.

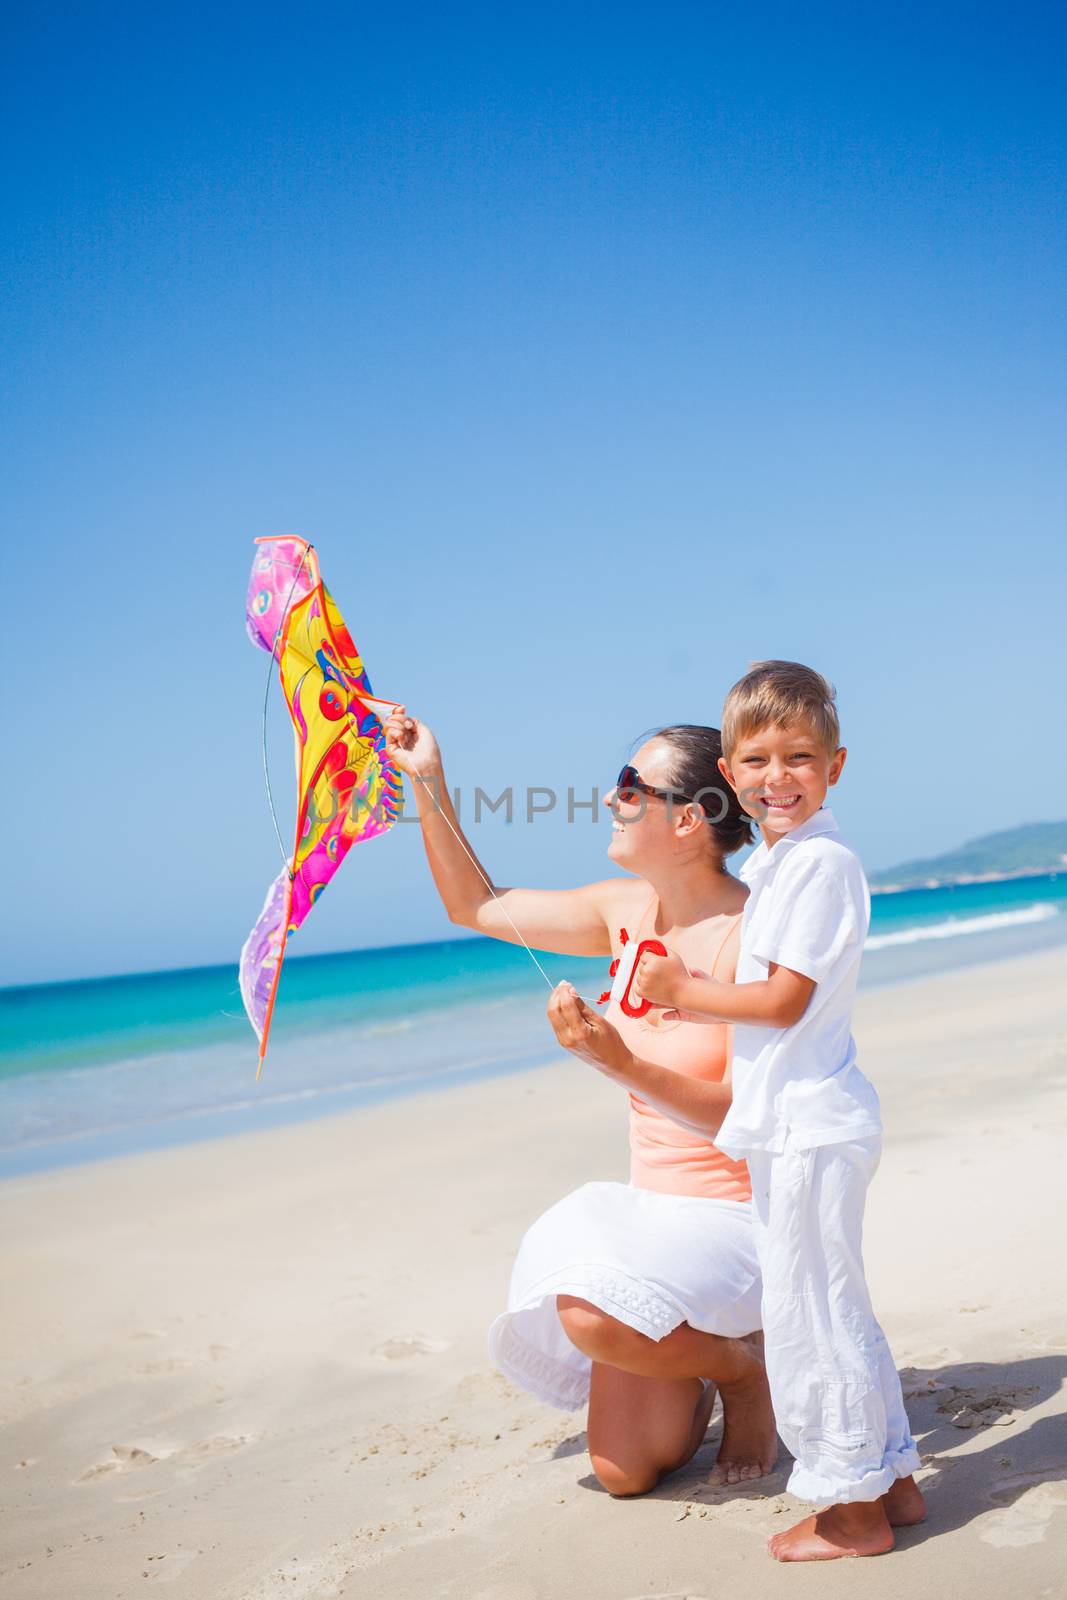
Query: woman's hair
648,724,753,856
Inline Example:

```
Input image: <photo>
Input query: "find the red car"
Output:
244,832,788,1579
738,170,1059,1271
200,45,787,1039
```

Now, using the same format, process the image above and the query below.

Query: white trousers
746,1138,921,1504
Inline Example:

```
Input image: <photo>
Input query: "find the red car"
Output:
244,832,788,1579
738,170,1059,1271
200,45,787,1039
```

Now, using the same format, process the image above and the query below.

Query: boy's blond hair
721,660,841,760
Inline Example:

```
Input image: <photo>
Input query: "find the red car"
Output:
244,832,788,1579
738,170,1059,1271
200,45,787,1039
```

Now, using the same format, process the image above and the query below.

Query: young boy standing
549,660,924,1560
708,660,924,1558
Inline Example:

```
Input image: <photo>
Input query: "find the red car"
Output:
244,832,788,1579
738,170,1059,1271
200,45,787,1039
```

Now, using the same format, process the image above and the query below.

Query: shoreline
5,866,1064,997
3,921,1067,1184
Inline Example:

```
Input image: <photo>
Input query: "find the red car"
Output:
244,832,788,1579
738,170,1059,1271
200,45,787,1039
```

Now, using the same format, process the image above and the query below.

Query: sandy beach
2,945,1066,1599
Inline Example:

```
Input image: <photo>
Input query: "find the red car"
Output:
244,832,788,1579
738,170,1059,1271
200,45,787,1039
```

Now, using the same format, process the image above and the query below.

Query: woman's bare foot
707,1355,778,1485
882,1474,926,1526
767,1501,894,1561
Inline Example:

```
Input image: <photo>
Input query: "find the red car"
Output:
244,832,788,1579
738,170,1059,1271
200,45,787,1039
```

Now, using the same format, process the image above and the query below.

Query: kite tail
256,877,295,1080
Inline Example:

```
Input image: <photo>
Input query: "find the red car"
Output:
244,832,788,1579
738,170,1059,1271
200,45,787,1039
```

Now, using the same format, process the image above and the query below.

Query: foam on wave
865,902,1057,952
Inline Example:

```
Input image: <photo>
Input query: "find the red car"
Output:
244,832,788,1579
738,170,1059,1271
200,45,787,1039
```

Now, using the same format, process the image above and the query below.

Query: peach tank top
606,896,751,1204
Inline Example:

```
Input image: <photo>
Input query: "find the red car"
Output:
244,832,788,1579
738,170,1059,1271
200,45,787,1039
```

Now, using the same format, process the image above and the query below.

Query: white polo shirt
715,807,882,1159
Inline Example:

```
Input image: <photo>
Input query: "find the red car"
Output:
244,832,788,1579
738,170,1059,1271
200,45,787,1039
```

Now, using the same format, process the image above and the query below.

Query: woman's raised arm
384,707,620,958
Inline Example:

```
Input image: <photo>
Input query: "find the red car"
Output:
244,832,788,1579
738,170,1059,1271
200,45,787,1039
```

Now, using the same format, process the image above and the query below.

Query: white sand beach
2,946,1066,1599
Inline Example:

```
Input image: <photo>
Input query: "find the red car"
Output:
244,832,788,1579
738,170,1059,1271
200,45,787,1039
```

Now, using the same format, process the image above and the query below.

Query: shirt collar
739,806,840,883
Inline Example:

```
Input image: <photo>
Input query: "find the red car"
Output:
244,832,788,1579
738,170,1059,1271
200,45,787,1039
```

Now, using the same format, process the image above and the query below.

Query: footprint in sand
1024,1335,1067,1354
457,1371,513,1399
142,1344,233,1376
902,1377,946,1399
373,1335,452,1361
981,1473,1067,1548
177,1435,249,1460
77,1435,250,1484
897,1346,964,1369
936,1383,1039,1430
78,1445,160,1482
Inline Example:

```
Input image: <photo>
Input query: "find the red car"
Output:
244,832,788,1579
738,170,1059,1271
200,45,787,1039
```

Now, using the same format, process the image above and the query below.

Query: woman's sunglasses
613,764,693,807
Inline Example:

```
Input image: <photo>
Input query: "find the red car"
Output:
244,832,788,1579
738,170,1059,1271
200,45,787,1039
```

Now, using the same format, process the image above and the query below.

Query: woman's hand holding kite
383,705,441,779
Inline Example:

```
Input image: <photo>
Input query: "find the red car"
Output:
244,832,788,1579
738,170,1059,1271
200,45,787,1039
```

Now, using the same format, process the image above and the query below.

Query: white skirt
488,1181,762,1411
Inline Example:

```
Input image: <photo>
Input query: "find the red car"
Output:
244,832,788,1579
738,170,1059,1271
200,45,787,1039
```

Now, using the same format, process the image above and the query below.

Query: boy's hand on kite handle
633,947,688,1007
384,705,442,779
548,982,635,1081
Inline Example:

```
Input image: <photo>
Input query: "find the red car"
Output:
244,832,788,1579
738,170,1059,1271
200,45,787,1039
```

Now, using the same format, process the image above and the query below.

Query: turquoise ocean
2,874,1065,1179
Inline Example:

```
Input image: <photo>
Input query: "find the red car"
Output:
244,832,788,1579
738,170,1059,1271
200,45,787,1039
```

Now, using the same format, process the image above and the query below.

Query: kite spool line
406,771,603,1012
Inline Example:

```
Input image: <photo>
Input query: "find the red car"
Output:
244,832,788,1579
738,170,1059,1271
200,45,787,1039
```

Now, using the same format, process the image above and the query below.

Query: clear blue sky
4,2,1065,985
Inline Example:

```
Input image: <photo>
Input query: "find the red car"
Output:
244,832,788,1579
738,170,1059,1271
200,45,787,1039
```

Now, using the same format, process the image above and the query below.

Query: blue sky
4,2,1065,986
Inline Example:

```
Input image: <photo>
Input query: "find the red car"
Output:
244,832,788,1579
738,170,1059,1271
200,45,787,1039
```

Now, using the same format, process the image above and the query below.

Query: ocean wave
0,1039,556,1159
865,902,1057,952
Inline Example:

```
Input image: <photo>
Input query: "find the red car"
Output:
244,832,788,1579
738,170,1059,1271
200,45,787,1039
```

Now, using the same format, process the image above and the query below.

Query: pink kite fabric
240,536,402,1069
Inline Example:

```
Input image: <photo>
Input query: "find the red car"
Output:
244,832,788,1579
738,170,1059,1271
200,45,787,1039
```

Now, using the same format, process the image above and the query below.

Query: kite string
261,543,314,876
416,776,598,1006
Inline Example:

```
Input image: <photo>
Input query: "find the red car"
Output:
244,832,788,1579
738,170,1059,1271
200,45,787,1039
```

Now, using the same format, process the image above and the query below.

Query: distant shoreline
871,865,1063,895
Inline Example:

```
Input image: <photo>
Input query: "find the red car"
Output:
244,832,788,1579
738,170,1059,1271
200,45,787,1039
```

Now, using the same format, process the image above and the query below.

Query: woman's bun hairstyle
649,725,753,855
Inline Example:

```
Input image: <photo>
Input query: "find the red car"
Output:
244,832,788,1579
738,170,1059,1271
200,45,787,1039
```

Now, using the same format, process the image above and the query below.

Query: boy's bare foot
767,1501,894,1561
708,1359,779,1485
882,1474,926,1526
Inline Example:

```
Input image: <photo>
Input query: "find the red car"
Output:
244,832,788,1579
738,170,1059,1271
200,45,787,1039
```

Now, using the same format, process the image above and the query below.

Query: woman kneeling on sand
384,710,777,1496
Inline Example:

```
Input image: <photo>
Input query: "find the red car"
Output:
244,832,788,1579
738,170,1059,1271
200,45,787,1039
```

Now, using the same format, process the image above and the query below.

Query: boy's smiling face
718,720,846,847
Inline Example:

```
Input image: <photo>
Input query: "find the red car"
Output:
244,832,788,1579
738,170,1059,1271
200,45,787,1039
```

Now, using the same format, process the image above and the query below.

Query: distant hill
870,822,1067,892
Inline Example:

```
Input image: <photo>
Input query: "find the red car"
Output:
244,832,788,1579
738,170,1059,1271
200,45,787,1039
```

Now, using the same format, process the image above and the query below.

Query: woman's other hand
547,983,634,1081
384,705,442,778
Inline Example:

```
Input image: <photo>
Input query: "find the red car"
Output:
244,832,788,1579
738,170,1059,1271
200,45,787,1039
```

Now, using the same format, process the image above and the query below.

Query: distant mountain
869,822,1067,892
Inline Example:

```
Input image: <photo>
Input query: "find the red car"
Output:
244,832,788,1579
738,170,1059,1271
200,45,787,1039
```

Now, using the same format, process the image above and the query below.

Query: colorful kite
240,536,402,1073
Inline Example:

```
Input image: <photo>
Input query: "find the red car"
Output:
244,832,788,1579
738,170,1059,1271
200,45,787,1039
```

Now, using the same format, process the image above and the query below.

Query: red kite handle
619,938,667,1018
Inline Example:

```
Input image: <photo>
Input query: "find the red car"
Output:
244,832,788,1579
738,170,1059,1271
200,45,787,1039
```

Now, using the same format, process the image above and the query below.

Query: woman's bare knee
589,1452,659,1498
556,1296,631,1362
